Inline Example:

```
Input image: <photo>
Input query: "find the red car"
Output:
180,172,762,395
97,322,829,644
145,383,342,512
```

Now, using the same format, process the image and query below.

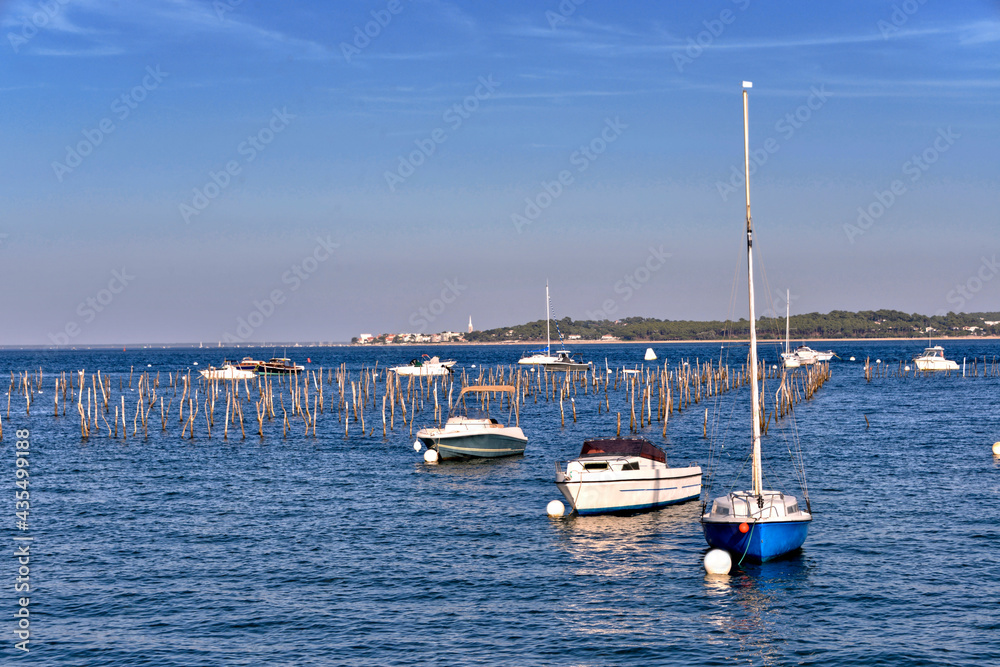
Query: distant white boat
391,355,456,377
780,291,801,368
517,282,591,371
913,345,959,371
199,363,256,380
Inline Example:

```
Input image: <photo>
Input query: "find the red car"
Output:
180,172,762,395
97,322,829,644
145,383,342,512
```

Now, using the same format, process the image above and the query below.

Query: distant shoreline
5,335,999,351
359,335,1000,346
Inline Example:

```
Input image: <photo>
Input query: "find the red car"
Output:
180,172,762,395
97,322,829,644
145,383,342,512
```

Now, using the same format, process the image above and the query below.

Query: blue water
4,341,999,665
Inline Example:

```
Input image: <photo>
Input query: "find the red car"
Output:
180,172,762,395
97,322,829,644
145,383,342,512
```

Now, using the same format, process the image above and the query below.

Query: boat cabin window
713,504,730,516
787,503,798,515
620,461,640,471
583,462,609,471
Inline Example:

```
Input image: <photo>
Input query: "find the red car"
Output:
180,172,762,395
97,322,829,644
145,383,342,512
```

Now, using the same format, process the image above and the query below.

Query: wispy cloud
4,0,331,59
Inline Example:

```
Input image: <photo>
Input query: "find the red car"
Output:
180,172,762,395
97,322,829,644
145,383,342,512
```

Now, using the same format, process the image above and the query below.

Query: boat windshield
579,438,666,463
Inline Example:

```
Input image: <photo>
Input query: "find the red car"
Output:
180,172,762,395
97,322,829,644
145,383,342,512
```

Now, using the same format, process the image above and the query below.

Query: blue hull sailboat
701,82,812,563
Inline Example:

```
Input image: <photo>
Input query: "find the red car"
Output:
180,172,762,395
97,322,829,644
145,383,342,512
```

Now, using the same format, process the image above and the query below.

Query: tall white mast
545,280,551,355
785,289,791,356
743,81,763,498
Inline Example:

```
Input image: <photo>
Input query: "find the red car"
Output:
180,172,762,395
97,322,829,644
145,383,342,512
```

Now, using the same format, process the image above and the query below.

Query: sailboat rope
548,293,568,348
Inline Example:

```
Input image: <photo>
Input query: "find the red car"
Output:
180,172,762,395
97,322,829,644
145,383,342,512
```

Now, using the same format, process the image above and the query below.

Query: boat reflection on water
549,502,703,580
703,557,813,666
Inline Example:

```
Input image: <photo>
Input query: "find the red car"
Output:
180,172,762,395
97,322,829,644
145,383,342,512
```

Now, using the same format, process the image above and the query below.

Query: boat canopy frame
579,438,667,464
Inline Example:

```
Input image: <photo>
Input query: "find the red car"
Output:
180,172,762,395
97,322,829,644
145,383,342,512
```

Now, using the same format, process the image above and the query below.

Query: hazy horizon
3,1,998,346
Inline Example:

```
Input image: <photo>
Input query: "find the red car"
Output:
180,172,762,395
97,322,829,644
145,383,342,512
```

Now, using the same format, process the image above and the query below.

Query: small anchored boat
913,345,959,371
416,385,526,460
517,282,591,371
390,355,456,377
555,438,701,515
199,363,256,380
256,357,304,375
702,82,812,563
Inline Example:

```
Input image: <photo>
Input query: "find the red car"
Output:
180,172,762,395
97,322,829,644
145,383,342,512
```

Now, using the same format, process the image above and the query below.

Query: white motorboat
199,363,256,380
913,345,959,371
555,438,701,515
390,355,456,377
702,82,812,563
518,282,591,371
416,385,526,460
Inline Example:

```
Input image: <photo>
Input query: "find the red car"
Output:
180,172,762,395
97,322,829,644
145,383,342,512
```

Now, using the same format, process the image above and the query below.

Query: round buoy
876,359,881,364
739,522,750,534
704,549,732,575
850,356,856,361
193,361,199,365
546,500,565,517
904,365,910,371
993,441,1000,456
413,440,422,452
423,449,439,464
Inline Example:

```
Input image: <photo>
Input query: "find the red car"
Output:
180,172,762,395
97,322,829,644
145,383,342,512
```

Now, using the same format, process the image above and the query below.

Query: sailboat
780,292,833,367
702,82,812,563
517,282,591,371
779,290,802,369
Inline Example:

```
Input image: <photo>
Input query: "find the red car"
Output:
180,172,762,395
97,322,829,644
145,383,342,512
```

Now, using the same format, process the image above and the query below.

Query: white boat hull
199,365,256,380
555,459,701,515
391,360,456,377
417,418,527,460
914,358,959,371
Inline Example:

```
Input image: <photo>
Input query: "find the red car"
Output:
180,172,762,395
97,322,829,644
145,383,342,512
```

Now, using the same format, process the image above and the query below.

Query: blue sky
2,0,998,345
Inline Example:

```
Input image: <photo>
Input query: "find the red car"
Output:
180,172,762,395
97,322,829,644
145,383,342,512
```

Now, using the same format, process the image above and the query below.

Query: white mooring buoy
850,356,856,361
992,441,1000,456
423,449,439,464
704,549,732,575
546,500,565,517
413,440,422,452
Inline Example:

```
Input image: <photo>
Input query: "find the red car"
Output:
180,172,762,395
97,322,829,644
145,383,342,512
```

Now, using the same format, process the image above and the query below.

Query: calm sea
4,341,999,666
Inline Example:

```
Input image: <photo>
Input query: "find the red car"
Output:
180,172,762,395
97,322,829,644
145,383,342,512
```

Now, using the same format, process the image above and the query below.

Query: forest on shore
462,310,1000,343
